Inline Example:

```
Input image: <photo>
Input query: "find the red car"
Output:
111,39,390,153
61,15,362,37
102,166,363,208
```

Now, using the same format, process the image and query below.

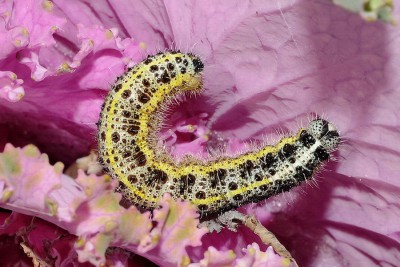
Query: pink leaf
1,0,400,266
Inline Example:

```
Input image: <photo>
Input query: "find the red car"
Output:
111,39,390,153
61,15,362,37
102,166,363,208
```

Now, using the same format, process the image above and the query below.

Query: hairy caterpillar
97,51,340,216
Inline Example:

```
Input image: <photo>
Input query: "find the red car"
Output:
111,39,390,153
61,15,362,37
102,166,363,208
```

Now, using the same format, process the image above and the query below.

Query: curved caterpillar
97,51,340,216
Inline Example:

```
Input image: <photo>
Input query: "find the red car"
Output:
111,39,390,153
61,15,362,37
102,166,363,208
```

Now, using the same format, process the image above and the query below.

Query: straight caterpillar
97,51,340,216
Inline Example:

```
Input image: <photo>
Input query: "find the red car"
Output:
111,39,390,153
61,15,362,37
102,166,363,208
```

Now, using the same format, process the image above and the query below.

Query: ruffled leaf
138,194,208,266
0,144,213,266
0,71,25,102
189,243,290,267
0,144,62,214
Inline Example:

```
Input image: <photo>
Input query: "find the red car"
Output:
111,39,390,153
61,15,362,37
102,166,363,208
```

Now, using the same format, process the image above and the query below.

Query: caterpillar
97,51,340,216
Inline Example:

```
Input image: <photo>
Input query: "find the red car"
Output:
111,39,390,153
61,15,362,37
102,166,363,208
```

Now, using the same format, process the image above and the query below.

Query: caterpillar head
307,119,340,152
